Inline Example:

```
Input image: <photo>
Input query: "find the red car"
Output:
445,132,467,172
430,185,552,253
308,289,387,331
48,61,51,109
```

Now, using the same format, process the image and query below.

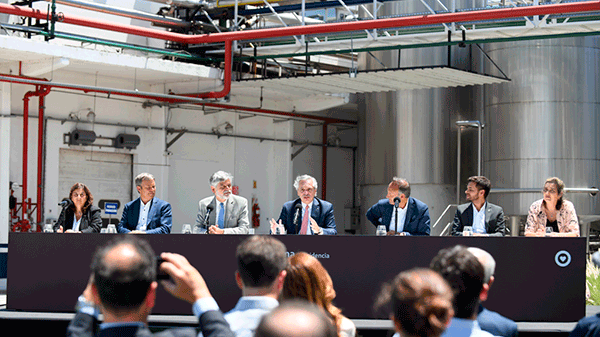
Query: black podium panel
7,233,585,322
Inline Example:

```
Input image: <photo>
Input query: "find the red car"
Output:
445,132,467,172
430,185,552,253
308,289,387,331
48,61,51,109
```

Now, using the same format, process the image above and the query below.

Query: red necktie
299,205,309,234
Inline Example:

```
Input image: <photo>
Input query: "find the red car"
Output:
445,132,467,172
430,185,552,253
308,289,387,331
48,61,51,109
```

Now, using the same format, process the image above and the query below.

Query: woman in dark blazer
54,183,102,233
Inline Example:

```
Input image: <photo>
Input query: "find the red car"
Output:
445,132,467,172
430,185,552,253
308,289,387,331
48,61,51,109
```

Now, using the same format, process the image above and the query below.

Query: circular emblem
555,250,571,267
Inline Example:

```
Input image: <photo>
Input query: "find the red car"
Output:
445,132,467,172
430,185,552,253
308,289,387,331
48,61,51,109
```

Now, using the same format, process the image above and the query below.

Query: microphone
58,199,72,208
293,203,303,234
393,197,401,208
204,204,214,227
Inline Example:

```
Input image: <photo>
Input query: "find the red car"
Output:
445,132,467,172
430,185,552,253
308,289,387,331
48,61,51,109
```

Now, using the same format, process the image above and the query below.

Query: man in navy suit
366,177,430,236
269,175,337,235
451,176,506,236
468,247,518,337
117,172,172,234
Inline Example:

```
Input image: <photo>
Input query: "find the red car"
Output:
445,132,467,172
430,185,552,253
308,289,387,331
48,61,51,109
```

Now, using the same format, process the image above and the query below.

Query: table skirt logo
555,250,571,267
287,251,330,259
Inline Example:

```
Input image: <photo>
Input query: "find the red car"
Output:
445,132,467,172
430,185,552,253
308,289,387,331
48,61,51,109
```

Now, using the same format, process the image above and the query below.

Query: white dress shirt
136,199,151,231
390,203,408,232
472,202,487,234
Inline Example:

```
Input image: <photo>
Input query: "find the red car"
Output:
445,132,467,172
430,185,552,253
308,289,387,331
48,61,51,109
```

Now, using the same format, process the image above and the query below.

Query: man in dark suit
366,178,430,236
468,247,518,337
67,236,234,337
269,175,336,235
451,176,506,236
117,172,172,234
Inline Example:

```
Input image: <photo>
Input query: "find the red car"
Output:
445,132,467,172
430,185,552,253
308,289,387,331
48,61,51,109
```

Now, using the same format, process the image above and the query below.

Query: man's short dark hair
236,236,287,288
255,300,337,337
467,176,491,199
91,236,156,313
429,245,484,319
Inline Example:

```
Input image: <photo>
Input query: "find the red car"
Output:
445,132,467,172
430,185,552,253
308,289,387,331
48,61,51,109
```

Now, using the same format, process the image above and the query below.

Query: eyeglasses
72,192,86,198
542,188,558,194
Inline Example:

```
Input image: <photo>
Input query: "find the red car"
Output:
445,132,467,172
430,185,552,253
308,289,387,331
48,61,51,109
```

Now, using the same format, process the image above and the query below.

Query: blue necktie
218,202,225,229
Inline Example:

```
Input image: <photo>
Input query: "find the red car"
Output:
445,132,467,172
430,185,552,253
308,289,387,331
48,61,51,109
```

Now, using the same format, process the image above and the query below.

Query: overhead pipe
0,74,357,125
42,0,192,28
2,1,600,45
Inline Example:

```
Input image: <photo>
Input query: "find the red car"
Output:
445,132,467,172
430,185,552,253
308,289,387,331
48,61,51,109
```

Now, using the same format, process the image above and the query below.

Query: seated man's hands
208,226,224,234
160,252,211,304
309,218,322,235
269,218,285,234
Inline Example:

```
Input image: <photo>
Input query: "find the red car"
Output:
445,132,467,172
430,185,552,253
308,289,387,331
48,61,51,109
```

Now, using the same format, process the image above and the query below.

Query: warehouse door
58,149,132,227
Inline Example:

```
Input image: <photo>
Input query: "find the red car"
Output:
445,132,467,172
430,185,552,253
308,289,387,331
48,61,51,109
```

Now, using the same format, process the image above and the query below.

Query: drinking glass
376,225,387,236
463,226,473,237
545,227,554,236
106,224,117,233
182,224,192,234
43,224,54,233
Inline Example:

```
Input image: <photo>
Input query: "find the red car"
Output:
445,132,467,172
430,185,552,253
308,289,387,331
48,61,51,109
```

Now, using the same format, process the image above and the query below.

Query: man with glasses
196,171,249,234
269,174,337,235
451,176,506,236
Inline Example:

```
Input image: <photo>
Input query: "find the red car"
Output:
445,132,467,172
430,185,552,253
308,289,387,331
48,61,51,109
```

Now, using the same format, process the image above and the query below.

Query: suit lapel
404,198,414,229
146,198,156,228
209,197,217,226
131,198,141,225
225,197,235,228
311,198,320,223
484,202,492,230
465,204,474,226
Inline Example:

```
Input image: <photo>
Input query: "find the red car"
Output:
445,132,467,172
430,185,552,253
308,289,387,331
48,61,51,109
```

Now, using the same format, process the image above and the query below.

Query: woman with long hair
281,252,356,337
54,182,102,233
525,177,579,237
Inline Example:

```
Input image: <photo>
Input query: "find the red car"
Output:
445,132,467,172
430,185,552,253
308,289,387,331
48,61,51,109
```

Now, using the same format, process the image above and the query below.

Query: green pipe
36,30,217,62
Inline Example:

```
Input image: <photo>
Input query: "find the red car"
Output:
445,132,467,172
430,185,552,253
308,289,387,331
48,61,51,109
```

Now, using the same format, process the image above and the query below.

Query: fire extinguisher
252,198,260,228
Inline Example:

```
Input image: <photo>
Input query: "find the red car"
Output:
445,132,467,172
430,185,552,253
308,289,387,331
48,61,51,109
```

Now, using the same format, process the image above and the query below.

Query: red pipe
22,85,50,224
1,1,599,44
186,41,232,99
36,87,51,225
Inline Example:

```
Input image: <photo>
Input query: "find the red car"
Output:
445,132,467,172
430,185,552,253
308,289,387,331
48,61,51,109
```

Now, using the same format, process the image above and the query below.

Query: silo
358,1,486,235
484,38,600,233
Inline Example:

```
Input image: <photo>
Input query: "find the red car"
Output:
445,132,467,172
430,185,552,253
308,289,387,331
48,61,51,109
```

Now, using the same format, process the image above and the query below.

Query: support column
0,82,11,290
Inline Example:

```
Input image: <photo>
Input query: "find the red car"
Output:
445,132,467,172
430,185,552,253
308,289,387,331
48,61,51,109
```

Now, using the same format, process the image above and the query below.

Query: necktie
218,202,225,229
300,205,309,235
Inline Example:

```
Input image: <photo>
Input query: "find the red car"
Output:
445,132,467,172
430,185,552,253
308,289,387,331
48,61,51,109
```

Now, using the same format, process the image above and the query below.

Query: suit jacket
54,205,102,233
117,197,172,234
570,313,600,337
67,310,234,337
477,305,518,337
277,197,337,235
366,197,430,236
195,195,249,234
451,202,506,236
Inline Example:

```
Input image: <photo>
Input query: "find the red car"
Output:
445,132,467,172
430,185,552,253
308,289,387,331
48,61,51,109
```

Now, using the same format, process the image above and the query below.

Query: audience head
90,236,157,318
466,247,496,286
281,252,342,332
236,236,288,295
543,177,565,209
255,300,337,337
69,182,93,212
429,245,484,319
466,176,491,201
377,268,454,337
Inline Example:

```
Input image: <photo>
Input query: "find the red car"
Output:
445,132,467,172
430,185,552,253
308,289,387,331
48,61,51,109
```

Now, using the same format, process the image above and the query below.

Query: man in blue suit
270,175,337,235
117,172,172,234
366,177,430,236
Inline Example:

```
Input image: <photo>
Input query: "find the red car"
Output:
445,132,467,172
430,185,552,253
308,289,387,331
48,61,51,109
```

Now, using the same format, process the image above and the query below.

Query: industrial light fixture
114,134,141,149
212,122,234,135
69,129,97,145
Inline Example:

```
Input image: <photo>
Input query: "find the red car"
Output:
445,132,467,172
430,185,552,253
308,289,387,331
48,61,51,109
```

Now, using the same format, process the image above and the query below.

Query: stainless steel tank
484,38,600,227
357,0,485,235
